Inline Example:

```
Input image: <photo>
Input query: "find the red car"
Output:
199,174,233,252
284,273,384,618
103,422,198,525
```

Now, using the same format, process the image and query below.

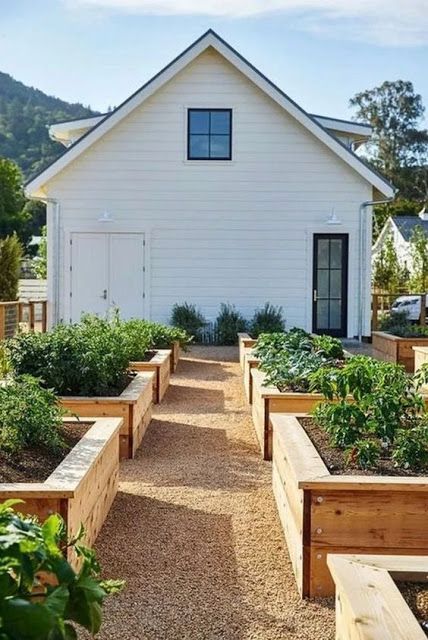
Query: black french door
312,234,348,337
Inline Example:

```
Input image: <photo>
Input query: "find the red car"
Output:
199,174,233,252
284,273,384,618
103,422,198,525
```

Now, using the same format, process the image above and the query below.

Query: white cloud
67,0,428,46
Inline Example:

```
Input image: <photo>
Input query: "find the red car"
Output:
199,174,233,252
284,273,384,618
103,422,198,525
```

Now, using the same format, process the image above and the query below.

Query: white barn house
26,30,394,339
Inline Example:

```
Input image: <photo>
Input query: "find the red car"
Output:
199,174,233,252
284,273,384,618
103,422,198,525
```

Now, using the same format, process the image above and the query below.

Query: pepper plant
0,500,123,640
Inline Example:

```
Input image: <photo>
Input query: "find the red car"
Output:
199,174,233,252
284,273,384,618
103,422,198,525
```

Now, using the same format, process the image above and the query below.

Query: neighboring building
372,209,428,274
25,30,394,339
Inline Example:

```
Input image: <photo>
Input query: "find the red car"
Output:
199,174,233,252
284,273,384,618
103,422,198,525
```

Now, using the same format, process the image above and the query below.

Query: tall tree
409,225,428,292
350,80,428,198
0,158,26,240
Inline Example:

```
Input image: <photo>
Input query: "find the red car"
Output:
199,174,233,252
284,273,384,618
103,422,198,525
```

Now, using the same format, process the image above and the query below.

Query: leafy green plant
135,320,191,350
171,303,206,342
7,315,130,396
311,356,428,471
311,335,344,359
250,303,285,337
0,376,64,454
214,304,247,345
262,350,328,393
0,234,22,301
0,499,123,639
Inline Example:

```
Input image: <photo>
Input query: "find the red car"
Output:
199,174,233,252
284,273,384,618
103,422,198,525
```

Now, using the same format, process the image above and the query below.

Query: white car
391,295,428,322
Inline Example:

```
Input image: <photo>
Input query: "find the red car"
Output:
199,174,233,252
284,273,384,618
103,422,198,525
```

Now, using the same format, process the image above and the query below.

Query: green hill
0,71,99,179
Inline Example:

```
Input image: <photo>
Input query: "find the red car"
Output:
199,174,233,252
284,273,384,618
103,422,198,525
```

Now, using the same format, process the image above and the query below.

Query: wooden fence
372,292,426,331
0,300,48,341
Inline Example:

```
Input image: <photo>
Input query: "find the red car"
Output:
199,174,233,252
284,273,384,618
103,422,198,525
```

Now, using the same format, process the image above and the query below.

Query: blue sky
1,0,427,123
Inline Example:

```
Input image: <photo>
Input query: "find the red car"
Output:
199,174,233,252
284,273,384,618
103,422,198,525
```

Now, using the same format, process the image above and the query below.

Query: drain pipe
24,194,60,327
358,196,395,341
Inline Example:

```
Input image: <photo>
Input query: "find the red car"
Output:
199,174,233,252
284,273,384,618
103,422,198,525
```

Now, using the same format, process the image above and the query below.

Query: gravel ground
93,346,335,640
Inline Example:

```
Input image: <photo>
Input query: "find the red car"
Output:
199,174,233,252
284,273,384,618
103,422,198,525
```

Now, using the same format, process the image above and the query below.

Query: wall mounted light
98,211,114,223
326,208,341,225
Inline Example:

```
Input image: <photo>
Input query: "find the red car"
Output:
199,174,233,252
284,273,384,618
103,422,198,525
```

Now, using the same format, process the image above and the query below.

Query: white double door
70,232,145,322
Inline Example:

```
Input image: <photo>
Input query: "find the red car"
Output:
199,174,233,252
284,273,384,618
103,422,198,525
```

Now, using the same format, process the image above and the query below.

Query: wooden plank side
130,350,171,403
243,352,260,404
251,379,268,458
310,489,428,549
328,555,427,640
272,460,304,596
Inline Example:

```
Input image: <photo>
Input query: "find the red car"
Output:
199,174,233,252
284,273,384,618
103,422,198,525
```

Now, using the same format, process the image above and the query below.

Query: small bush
142,320,191,350
215,303,247,345
250,303,285,337
171,303,206,342
0,375,64,454
0,234,22,301
7,315,130,396
379,310,428,337
0,500,123,639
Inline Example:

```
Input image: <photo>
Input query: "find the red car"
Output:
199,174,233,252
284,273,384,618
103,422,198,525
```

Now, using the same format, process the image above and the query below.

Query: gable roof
392,216,428,242
26,29,394,198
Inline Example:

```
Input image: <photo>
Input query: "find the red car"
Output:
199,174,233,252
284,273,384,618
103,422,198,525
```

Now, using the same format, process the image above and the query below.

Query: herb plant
215,304,247,345
0,500,123,639
171,303,206,342
250,303,285,337
0,376,64,454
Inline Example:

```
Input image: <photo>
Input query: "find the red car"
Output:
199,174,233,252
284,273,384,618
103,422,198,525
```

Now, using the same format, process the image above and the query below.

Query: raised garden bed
271,412,428,598
328,554,428,639
251,368,328,460
238,332,257,369
0,416,122,561
372,331,428,373
60,373,154,460
414,345,428,374
243,349,260,404
130,349,171,404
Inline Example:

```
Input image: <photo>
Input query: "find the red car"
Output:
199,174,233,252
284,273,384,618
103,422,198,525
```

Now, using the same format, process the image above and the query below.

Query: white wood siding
44,48,372,335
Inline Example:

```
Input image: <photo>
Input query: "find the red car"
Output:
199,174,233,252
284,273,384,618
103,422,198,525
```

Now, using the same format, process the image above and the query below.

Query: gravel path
94,346,335,640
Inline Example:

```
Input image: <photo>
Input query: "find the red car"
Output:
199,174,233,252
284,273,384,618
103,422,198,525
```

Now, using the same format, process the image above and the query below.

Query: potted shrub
272,357,428,597
6,316,153,459
372,310,428,372
0,500,123,637
251,329,348,459
0,376,123,548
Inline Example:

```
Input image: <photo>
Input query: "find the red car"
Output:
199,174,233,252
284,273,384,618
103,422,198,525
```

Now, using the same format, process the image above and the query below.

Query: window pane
210,135,230,158
317,239,329,268
330,239,342,268
317,269,329,298
189,135,209,158
317,300,329,329
330,269,342,298
210,111,230,134
189,111,209,134
329,300,342,329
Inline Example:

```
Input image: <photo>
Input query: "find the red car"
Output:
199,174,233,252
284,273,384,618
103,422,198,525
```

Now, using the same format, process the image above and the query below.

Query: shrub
7,315,130,396
0,376,65,454
0,234,22,301
250,303,285,337
379,310,428,337
312,356,428,471
0,500,123,639
139,320,191,350
171,303,206,342
215,303,247,345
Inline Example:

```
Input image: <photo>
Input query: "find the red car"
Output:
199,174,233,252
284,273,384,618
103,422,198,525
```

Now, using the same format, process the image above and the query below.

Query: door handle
101,289,107,300
313,289,317,302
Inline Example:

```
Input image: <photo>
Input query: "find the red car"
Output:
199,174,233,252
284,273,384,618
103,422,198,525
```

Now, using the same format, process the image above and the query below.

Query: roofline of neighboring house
26,28,394,198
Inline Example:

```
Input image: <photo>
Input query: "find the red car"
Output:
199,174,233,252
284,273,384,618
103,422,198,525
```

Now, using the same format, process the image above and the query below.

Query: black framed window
187,109,232,160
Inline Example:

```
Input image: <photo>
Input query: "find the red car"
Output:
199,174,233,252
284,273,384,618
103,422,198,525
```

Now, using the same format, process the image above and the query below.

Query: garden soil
91,346,335,640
